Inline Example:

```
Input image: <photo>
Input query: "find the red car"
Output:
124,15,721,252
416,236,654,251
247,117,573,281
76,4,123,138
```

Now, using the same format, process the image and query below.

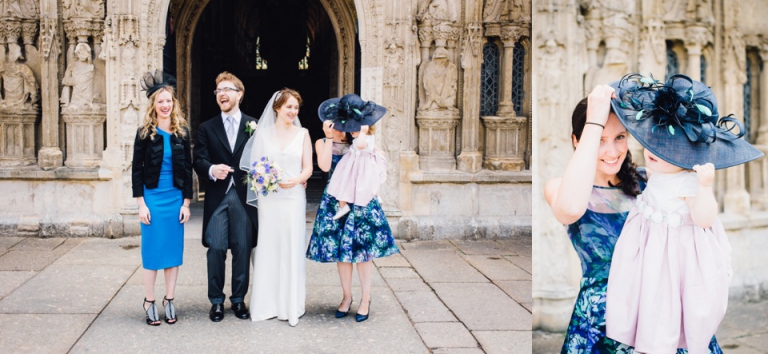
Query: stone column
457,23,483,173
684,25,710,81
496,25,524,116
722,29,751,215
38,1,63,169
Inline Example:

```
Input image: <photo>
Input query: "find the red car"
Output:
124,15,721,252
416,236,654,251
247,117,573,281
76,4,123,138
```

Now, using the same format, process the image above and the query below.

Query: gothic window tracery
512,41,525,116
481,41,500,116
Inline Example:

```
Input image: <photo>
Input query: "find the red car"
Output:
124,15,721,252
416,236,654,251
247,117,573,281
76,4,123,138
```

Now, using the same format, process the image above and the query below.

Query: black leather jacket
132,127,193,199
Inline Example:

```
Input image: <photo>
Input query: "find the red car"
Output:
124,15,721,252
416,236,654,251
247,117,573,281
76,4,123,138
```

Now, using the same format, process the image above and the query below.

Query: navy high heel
356,301,371,322
335,296,352,318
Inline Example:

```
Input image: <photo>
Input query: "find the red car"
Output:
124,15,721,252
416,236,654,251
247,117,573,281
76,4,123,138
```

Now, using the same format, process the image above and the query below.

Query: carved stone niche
481,115,527,171
416,110,460,170
62,113,105,167
0,113,36,166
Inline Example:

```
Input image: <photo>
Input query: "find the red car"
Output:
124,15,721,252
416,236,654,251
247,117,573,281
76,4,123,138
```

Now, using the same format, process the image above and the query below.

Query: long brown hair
140,86,189,140
571,97,645,196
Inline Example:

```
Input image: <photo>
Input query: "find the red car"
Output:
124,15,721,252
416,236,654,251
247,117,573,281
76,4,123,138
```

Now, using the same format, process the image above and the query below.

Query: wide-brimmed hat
317,94,386,132
140,70,177,98
609,73,763,170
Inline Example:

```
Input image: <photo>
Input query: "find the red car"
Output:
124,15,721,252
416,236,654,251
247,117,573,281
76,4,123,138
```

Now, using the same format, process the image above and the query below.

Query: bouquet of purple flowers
246,156,282,197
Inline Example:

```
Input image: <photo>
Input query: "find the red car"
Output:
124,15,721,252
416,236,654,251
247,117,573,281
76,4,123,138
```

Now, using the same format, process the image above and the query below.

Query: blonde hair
215,71,245,103
367,124,376,135
140,86,189,140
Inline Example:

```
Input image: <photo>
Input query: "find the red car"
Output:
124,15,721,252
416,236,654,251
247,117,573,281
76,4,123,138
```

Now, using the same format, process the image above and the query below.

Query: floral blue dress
562,182,722,353
306,140,400,263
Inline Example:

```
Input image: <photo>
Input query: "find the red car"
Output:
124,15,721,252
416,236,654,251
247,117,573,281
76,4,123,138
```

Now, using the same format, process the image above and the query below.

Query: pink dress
326,135,387,206
606,171,731,354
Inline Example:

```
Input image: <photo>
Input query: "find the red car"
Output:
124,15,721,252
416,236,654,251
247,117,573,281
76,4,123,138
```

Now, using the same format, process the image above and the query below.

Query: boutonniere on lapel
245,121,257,136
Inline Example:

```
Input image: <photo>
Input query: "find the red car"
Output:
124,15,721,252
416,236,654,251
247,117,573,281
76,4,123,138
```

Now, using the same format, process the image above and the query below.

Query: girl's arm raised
687,163,718,228
545,85,614,225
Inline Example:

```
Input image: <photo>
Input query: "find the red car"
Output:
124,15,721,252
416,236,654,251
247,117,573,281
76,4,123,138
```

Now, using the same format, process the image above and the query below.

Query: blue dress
141,128,184,270
306,140,400,263
561,183,722,353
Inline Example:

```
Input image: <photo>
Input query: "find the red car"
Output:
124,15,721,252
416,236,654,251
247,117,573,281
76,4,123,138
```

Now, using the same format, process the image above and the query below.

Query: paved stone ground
533,298,768,353
0,203,531,353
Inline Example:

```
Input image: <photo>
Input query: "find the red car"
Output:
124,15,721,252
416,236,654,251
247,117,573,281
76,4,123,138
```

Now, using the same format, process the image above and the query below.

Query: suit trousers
206,188,253,304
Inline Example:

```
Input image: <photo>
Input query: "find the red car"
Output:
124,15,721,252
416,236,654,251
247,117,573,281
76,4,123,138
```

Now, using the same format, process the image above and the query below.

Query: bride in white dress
240,89,313,326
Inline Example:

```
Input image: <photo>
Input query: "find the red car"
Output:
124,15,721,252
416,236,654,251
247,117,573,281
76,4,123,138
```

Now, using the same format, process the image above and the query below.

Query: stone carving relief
483,0,506,23
583,0,633,91
420,48,457,111
537,37,565,106
62,0,105,19
417,0,459,23
686,0,715,24
637,18,666,77
3,0,37,18
724,29,747,85
60,43,95,112
1,42,38,112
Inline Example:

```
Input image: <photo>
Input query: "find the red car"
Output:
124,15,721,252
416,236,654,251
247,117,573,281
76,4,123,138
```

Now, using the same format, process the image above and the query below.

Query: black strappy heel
143,298,161,326
163,296,177,324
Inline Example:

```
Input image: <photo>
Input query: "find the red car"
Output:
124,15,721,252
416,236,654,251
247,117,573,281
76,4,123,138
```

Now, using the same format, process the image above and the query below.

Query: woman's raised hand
323,120,335,138
586,85,615,127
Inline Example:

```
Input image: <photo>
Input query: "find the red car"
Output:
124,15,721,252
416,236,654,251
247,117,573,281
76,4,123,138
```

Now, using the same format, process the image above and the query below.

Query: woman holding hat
132,70,192,326
306,94,400,322
545,80,724,352
604,74,762,353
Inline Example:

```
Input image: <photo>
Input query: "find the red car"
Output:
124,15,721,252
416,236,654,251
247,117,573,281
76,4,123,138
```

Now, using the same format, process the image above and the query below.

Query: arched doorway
164,0,359,201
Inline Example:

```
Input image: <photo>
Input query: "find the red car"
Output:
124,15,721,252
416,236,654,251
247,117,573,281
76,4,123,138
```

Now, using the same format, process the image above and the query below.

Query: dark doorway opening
167,0,349,203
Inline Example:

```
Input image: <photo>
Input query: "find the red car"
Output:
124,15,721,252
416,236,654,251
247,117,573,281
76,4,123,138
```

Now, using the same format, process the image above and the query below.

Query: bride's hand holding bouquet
246,156,282,196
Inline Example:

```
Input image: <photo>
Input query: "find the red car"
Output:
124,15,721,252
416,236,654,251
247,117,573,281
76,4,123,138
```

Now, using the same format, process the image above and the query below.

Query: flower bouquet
246,156,282,197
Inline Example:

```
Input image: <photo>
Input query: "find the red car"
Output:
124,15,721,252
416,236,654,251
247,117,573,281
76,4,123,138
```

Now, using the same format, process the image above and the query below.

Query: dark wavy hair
571,97,646,197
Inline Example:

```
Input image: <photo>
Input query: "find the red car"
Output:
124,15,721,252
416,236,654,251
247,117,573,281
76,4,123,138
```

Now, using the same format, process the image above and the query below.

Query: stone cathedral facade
0,0,532,240
533,0,768,330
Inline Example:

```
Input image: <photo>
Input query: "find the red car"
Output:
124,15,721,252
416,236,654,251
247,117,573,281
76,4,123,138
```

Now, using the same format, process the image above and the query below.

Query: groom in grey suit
193,72,258,322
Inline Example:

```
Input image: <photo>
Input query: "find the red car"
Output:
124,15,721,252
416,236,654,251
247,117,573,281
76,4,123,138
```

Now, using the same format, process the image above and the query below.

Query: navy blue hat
140,70,177,98
318,94,386,132
609,73,763,170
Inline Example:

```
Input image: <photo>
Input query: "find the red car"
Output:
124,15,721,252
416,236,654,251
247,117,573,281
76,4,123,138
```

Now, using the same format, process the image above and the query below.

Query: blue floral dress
306,140,400,263
562,182,722,353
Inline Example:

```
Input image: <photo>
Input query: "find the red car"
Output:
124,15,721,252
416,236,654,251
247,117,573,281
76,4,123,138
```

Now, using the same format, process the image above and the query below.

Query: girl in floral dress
545,84,723,353
306,94,399,323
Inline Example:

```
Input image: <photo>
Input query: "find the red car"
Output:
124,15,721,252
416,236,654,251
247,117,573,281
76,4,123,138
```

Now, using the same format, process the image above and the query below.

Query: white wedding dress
250,127,307,326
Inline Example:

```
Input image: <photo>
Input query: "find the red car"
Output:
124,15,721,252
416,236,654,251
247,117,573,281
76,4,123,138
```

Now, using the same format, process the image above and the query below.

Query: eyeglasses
213,87,240,95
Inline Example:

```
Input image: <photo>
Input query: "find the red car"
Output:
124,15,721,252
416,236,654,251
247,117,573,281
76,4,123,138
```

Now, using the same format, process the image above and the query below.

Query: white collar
221,110,242,122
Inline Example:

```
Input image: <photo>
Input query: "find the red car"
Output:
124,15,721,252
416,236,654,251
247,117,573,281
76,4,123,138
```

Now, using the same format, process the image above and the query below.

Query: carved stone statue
0,43,38,111
60,42,95,111
62,0,104,19
419,0,458,22
686,0,714,24
538,38,565,105
6,0,38,18
483,0,506,23
421,47,457,110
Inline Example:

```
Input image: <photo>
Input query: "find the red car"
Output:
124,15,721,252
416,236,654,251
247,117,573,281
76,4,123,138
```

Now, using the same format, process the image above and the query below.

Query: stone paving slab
12,237,65,251
461,255,531,281
0,314,95,353
56,237,141,266
503,255,531,274
496,239,531,257
71,284,428,353
0,250,65,271
373,252,411,267
0,263,137,314
400,240,456,251
415,322,478,349
379,267,421,279
0,271,36,299
494,281,532,306
474,331,532,353
451,240,516,256
394,290,457,323
433,349,485,354
402,250,488,283
0,236,24,252
385,277,432,292
432,283,531,331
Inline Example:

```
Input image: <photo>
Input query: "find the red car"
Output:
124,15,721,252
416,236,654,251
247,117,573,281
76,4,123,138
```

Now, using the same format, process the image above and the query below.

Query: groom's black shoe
232,302,250,319
209,304,224,322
